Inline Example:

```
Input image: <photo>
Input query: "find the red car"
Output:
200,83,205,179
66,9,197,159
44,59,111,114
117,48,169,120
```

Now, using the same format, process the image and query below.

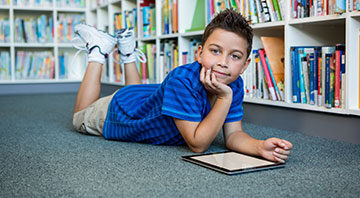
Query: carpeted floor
1,93,359,197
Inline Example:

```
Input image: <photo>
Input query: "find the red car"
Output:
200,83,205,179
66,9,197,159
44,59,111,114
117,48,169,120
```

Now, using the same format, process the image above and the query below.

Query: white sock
121,53,136,64
88,48,106,64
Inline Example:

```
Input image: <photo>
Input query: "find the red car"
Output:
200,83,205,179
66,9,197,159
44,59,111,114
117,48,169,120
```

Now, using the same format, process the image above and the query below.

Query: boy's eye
211,49,220,54
231,54,240,60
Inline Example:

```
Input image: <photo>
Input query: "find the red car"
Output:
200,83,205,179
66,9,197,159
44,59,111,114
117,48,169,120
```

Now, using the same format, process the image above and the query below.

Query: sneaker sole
75,24,117,46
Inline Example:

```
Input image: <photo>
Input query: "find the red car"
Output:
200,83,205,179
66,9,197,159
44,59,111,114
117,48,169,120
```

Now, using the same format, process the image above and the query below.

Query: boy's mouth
212,70,229,78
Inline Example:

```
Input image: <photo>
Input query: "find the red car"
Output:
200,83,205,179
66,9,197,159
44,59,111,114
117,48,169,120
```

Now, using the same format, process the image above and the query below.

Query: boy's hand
260,138,293,163
200,67,232,99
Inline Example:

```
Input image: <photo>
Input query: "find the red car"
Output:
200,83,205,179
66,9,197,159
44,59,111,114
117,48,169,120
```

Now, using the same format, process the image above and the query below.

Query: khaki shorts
72,92,117,136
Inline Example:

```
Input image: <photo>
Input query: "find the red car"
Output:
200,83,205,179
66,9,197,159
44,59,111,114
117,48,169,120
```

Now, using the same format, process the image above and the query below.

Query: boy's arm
223,121,293,163
173,95,232,153
173,67,233,153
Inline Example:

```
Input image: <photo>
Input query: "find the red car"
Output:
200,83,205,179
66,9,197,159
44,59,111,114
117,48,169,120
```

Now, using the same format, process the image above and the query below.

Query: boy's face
197,28,251,85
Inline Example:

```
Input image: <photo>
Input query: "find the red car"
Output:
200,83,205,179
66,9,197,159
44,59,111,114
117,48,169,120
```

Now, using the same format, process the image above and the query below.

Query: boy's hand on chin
200,67,232,99
259,138,293,163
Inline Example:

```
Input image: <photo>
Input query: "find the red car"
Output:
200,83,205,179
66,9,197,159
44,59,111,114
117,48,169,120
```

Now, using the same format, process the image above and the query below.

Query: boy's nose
217,55,228,67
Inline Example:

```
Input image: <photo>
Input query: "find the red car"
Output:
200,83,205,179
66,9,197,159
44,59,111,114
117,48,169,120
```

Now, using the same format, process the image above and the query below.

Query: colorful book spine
308,54,315,105
272,0,282,21
317,50,323,106
335,0,346,13
15,51,55,80
334,44,342,108
291,47,301,103
0,17,10,43
58,14,85,43
0,51,11,80
259,49,277,100
329,53,335,107
265,54,280,100
296,48,306,104
15,15,54,43
260,0,271,22
114,12,122,31
57,0,86,8
162,0,177,34
324,53,331,108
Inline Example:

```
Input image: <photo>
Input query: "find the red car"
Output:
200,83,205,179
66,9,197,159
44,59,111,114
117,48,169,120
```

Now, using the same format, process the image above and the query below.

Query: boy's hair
202,9,253,58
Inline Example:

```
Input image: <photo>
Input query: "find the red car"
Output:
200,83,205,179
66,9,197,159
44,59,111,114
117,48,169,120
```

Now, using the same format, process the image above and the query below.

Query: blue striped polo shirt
102,61,244,145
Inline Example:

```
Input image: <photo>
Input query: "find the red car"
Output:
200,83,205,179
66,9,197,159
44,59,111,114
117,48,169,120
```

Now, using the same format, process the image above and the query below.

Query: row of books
162,0,178,34
0,51,10,80
56,0,85,8
0,17,10,43
291,45,346,109
15,15,54,43
160,40,178,78
243,37,285,101
140,43,157,83
142,4,156,37
58,13,85,43
135,40,179,84
207,0,285,25
59,51,70,79
15,51,55,80
113,52,123,83
182,39,201,65
291,0,346,19
14,0,52,7
0,0,9,5
114,9,137,34
349,0,360,11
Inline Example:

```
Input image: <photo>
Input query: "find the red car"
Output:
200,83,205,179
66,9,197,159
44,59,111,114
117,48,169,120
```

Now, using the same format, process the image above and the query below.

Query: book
0,51,11,80
334,44,344,108
15,51,55,80
321,46,335,106
186,0,205,32
291,47,301,103
261,36,285,100
259,49,277,100
324,53,333,108
260,0,271,22
272,0,282,21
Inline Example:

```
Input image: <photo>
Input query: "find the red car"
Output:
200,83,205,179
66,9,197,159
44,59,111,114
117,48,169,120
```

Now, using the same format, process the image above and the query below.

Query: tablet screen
182,151,284,175
190,152,275,170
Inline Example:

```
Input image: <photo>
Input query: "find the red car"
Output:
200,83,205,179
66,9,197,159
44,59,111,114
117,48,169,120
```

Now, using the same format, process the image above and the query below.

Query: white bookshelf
1,0,359,117
0,0,88,83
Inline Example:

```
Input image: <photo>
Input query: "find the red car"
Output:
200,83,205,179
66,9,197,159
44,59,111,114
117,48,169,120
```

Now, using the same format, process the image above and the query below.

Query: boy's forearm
191,97,232,152
226,131,263,157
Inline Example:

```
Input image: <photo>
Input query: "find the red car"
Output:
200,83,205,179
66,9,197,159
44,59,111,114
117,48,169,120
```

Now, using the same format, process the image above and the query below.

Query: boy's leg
73,62,103,115
71,24,116,117
124,62,141,85
116,27,146,85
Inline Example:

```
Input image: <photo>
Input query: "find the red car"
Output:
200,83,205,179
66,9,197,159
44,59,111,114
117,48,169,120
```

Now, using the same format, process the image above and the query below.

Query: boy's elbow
189,145,208,153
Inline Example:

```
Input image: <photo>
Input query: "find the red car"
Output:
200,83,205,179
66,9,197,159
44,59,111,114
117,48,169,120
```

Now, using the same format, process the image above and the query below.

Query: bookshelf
0,0,88,83
1,0,359,117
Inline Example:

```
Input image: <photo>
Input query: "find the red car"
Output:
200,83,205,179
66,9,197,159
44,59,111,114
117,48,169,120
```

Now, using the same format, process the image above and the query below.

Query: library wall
1,0,360,118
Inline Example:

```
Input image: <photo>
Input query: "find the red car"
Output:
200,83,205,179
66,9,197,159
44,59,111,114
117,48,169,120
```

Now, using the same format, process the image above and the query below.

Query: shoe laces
70,32,116,71
112,48,147,64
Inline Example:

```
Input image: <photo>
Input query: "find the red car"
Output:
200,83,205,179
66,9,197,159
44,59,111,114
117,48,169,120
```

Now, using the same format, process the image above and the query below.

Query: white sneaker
72,24,116,64
115,27,146,64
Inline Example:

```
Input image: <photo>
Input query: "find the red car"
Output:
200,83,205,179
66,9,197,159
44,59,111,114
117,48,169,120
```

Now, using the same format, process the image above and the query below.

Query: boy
72,9,292,163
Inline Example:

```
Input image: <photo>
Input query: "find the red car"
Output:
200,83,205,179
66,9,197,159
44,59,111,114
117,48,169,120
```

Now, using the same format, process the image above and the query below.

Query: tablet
182,151,285,175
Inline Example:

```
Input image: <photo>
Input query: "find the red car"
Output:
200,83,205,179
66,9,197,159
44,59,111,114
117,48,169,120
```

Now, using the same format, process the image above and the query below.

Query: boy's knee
72,111,84,132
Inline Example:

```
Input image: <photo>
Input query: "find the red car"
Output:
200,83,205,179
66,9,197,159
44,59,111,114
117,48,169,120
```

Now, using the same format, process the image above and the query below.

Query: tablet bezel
182,151,285,175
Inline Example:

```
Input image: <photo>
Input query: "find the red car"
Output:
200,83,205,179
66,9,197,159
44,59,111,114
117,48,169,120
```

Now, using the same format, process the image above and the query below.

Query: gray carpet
1,93,359,197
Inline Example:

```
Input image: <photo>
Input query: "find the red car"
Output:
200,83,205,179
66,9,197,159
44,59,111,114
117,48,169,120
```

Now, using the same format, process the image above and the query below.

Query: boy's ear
196,45,203,63
240,58,251,74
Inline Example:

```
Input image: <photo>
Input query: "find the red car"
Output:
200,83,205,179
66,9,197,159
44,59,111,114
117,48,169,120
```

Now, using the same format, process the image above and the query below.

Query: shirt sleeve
225,78,244,123
162,76,203,122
